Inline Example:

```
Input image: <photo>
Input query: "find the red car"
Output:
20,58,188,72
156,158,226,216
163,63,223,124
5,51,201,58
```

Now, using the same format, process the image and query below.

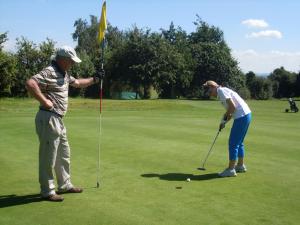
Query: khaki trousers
35,110,73,197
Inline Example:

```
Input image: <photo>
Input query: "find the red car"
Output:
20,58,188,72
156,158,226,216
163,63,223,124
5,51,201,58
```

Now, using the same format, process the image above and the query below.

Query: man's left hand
94,69,105,83
219,121,226,131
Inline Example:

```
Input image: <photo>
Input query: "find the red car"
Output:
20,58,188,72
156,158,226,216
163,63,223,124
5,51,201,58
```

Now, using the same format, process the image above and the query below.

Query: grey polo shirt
31,61,76,116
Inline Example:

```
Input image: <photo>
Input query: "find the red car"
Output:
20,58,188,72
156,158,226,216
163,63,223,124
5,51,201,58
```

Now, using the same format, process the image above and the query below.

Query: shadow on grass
141,173,220,181
0,194,43,208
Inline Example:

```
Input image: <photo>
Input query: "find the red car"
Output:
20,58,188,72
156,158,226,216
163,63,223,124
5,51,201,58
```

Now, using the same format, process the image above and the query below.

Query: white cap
203,80,219,88
55,46,81,63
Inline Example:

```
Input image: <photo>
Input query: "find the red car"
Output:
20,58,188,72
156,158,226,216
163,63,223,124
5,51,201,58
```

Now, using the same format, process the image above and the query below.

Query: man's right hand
26,79,54,110
43,99,54,110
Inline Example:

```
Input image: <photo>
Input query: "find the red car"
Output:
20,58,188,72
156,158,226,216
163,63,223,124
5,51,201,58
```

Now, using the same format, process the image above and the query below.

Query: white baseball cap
56,46,82,63
203,80,219,88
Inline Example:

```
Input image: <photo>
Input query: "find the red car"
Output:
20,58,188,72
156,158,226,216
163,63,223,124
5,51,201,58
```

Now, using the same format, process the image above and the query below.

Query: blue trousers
229,113,252,161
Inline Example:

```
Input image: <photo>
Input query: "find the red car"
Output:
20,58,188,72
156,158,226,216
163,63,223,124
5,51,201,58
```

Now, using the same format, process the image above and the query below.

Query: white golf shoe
218,168,237,177
235,164,247,173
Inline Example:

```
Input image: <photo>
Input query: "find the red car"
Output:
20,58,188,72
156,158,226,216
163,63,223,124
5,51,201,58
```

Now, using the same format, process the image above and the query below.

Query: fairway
0,98,299,225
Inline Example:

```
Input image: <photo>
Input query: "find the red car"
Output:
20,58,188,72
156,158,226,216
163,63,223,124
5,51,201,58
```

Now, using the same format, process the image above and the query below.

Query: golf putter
197,129,220,170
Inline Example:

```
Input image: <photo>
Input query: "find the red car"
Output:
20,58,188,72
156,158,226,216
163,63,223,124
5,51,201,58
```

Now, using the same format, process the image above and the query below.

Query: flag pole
97,44,104,189
97,84,102,187
97,59,103,188
97,0,107,189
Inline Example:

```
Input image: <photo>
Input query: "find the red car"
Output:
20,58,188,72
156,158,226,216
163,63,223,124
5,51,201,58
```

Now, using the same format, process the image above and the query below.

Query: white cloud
242,19,269,28
233,49,300,73
246,30,282,39
239,49,258,56
270,51,300,57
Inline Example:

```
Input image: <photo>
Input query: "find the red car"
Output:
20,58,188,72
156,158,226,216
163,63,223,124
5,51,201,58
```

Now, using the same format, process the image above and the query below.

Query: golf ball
186,178,191,182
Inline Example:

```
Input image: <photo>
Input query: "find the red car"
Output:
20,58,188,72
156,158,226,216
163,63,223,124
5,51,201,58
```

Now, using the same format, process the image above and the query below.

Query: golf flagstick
97,69,103,188
97,0,107,188
97,77,103,188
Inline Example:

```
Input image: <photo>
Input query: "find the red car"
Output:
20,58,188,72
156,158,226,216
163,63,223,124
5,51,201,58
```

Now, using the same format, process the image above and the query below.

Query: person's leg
55,120,73,191
236,142,245,167
35,111,60,197
236,113,251,166
237,157,244,167
218,117,242,177
228,120,241,169
228,160,236,169
228,114,251,168
219,117,246,177
55,120,83,193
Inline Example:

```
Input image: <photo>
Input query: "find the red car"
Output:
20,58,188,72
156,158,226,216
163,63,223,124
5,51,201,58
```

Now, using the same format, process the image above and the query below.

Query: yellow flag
97,1,107,44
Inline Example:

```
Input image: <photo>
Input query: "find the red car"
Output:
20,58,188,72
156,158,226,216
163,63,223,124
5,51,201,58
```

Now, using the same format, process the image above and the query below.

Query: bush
237,87,251,99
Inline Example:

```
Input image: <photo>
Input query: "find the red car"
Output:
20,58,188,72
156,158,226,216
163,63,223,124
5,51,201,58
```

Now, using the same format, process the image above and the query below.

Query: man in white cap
26,46,101,201
203,80,252,177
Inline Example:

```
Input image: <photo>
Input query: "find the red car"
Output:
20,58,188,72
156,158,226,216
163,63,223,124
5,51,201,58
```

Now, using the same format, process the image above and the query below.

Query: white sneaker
218,168,237,177
235,164,247,173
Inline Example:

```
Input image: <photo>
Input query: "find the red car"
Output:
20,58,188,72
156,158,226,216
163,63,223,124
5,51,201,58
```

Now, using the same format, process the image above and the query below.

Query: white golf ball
186,178,191,182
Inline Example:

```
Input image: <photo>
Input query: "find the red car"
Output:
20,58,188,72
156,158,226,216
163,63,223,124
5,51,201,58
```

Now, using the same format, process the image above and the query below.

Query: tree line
1,15,299,99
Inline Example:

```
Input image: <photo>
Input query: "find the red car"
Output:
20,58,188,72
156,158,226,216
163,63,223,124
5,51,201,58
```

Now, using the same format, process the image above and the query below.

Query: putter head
197,167,206,171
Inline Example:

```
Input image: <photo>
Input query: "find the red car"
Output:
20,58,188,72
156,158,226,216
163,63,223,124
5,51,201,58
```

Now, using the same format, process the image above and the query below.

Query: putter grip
223,114,228,121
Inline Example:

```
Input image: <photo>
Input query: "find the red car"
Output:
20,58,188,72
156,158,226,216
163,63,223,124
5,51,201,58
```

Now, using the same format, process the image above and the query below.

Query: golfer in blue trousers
203,80,252,177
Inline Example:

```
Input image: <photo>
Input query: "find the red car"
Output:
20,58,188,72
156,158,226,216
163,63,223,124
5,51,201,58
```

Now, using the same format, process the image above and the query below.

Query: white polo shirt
217,87,251,119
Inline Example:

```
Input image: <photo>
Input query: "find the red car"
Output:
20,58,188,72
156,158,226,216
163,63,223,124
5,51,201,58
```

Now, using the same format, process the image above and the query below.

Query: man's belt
39,107,63,118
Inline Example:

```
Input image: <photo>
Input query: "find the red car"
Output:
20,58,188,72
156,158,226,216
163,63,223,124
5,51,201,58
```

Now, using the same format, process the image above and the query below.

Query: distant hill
256,73,270,77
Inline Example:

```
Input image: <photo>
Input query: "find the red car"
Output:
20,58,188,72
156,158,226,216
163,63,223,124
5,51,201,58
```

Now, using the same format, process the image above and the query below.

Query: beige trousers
35,110,73,197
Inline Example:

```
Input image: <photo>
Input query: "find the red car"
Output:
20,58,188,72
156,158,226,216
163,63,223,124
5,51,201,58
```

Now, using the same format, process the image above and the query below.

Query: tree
124,27,155,98
72,17,126,98
100,24,126,98
245,71,257,99
160,22,194,98
251,77,273,100
161,22,189,50
0,33,17,96
187,16,245,98
244,71,274,99
107,27,193,99
152,34,193,98
11,37,55,96
0,51,17,96
73,16,99,58
246,71,256,87
38,38,56,68
0,32,8,51
190,15,225,45
11,37,40,96
189,42,244,97
70,51,96,97
296,73,300,97
269,67,297,98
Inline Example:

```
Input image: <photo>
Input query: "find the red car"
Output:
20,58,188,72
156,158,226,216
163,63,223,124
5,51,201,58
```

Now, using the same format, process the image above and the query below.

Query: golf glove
219,115,228,131
219,120,226,131
94,69,105,83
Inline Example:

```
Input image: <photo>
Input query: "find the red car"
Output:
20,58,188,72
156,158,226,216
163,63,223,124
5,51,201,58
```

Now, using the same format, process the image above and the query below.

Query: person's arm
70,77,98,88
224,98,236,121
219,98,236,131
26,78,53,109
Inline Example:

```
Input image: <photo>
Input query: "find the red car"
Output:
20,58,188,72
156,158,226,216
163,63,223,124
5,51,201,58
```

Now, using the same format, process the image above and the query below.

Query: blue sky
1,0,300,74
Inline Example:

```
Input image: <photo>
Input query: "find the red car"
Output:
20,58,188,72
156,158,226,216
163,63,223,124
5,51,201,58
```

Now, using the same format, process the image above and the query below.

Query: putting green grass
0,98,299,225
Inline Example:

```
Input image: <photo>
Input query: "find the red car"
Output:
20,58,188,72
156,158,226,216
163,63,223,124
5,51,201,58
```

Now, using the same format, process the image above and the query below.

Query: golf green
0,98,299,225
